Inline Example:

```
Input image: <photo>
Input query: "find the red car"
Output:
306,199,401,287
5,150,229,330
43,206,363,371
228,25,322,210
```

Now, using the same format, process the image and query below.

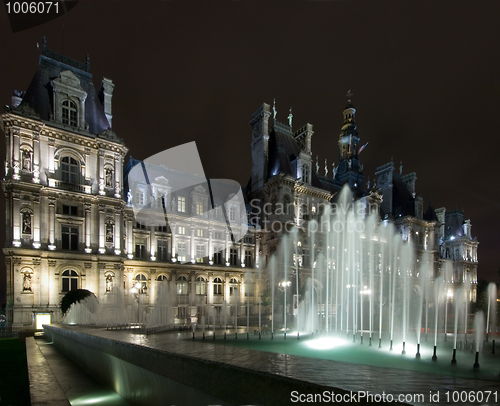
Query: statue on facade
23,272,32,291
288,107,293,128
316,156,319,173
324,159,328,176
105,168,113,187
23,212,31,234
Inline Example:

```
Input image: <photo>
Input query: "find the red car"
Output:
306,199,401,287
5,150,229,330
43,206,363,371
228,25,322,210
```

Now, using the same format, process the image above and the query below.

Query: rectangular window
135,238,146,259
135,191,144,205
245,250,253,267
229,207,236,222
196,244,205,263
177,242,187,262
177,196,186,212
178,226,186,235
157,239,168,261
136,222,147,230
214,231,223,240
215,206,222,219
230,248,238,266
196,200,204,215
62,205,78,216
214,250,223,265
303,249,310,267
196,229,204,237
62,226,78,250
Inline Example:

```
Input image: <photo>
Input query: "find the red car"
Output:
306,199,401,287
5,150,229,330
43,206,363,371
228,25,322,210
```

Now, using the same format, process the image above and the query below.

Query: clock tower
335,90,364,191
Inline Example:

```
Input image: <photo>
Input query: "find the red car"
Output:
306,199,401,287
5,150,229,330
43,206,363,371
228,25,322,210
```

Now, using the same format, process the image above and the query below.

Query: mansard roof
392,177,415,217
423,200,439,222
17,47,111,136
266,122,323,188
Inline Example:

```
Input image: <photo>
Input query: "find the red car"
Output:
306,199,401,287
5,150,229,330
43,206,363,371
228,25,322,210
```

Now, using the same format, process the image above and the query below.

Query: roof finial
273,98,277,121
346,89,353,103
288,107,293,128
324,158,328,176
316,155,319,173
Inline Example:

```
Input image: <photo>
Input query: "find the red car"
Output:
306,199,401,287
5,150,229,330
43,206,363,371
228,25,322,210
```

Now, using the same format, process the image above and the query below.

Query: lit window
62,270,78,292
229,207,236,222
196,200,204,215
196,276,206,295
229,278,238,296
61,156,79,184
177,242,187,262
62,100,77,127
177,276,188,295
177,196,186,212
213,277,223,295
134,273,147,294
178,226,186,235
196,229,204,237
196,244,205,263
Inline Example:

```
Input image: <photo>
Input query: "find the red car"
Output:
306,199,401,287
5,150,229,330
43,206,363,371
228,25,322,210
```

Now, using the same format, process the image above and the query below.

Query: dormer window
62,100,78,127
61,156,79,183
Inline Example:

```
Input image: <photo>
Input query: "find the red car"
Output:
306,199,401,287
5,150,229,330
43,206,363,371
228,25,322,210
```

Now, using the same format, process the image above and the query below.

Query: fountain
61,184,497,394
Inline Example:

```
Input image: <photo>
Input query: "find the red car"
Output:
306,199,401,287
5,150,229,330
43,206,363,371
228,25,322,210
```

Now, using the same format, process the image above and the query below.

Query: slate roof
17,47,111,136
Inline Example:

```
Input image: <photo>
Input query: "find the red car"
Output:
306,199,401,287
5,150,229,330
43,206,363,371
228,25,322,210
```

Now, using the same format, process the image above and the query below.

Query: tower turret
335,90,364,190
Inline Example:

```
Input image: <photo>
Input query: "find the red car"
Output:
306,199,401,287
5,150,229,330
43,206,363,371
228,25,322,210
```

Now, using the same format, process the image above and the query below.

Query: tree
60,289,95,315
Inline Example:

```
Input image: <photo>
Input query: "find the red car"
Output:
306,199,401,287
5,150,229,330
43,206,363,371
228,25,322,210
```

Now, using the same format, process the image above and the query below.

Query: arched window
196,276,206,295
62,100,78,127
229,278,238,296
134,273,147,294
62,270,78,292
177,276,188,295
213,277,222,295
157,274,168,282
61,156,79,184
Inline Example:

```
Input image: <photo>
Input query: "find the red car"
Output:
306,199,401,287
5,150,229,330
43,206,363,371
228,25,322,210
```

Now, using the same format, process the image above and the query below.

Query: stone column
208,273,213,305
225,229,230,266
48,138,55,173
114,154,121,198
84,148,91,181
33,132,40,183
98,205,105,254
255,235,260,268
84,203,92,253
170,222,177,261
98,150,105,195
208,227,213,264
12,192,21,246
240,239,244,267
127,215,133,259
48,197,56,250
32,193,41,249
114,209,121,255
150,224,156,261
12,129,20,179
190,225,195,263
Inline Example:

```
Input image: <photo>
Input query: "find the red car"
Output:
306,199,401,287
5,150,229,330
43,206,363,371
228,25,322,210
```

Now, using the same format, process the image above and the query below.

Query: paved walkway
52,326,500,406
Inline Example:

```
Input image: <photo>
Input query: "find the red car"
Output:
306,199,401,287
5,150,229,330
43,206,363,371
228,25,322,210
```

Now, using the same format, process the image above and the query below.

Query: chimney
99,78,114,127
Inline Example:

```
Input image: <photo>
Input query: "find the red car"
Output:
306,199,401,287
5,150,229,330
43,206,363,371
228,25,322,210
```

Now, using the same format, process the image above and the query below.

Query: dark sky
1,0,499,289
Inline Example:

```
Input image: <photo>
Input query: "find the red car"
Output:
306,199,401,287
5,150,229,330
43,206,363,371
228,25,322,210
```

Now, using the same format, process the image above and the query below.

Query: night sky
1,0,499,300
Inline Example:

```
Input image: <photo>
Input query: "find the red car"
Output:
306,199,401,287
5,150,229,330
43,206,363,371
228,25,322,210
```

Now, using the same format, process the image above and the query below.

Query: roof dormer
51,70,87,131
